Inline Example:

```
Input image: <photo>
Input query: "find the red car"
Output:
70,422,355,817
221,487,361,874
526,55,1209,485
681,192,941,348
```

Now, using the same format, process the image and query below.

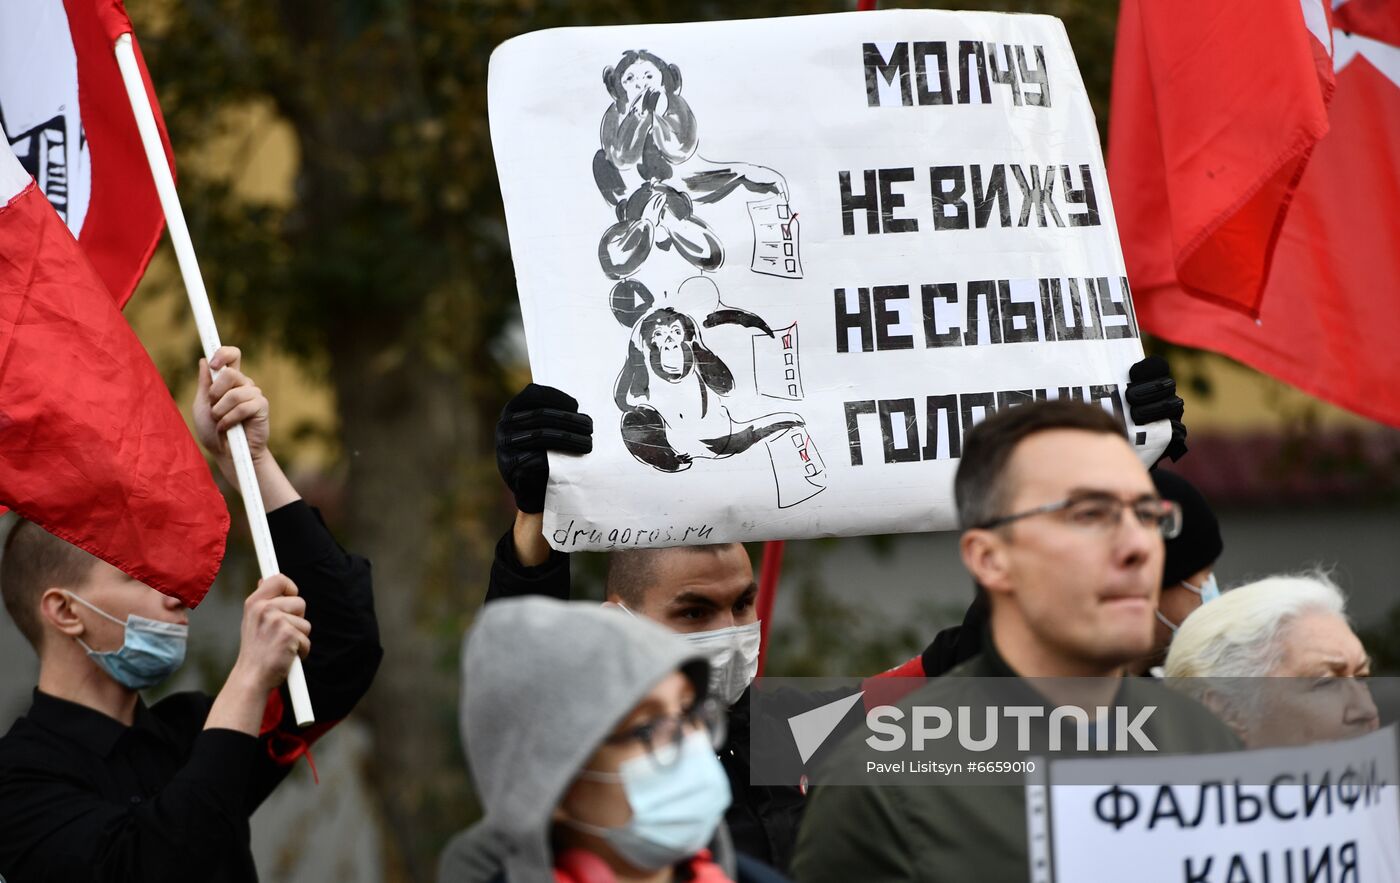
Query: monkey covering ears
613,279,805,474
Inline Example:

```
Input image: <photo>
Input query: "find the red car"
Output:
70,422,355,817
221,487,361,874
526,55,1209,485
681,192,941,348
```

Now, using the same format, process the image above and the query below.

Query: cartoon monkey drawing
615,301,805,474
593,50,789,292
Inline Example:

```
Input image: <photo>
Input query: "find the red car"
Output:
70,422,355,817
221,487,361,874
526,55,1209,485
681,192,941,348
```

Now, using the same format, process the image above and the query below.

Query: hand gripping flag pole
112,34,315,727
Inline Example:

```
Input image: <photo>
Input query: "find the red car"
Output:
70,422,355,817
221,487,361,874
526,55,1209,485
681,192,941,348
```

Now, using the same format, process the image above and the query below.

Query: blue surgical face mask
1183,573,1221,604
564,729,732,871
65,591,187,690
1156,573,1221,633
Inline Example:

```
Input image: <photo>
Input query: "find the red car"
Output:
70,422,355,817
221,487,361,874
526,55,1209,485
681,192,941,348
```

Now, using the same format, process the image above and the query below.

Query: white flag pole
113,33,314,727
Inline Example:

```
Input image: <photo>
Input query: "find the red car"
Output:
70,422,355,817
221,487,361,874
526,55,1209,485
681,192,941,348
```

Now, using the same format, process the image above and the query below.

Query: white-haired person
1165,572,1378,747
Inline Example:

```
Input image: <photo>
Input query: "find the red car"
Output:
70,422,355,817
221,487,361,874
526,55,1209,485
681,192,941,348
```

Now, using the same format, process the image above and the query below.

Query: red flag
0,146,227,606
1111,2,1400,428
1109,0,1335,317
0,0,172,308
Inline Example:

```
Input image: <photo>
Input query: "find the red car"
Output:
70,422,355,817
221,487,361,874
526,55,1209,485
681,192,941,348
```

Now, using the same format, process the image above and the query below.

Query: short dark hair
954,400,1126,529
1,519,100,651
605,544,736,608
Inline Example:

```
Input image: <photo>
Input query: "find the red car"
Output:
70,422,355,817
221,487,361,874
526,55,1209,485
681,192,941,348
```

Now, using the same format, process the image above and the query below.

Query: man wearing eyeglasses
790,400,1239,883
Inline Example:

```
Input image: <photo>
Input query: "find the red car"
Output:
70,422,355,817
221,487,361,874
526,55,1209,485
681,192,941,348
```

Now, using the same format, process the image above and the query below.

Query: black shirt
0,501,381,883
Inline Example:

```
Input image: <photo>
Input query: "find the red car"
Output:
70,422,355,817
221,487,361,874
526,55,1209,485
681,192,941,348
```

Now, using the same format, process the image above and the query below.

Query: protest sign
1042,726,1400,883
489,10,1169,551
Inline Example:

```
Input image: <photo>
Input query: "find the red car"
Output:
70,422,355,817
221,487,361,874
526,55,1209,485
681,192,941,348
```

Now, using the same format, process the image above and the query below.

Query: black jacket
0,501,382,883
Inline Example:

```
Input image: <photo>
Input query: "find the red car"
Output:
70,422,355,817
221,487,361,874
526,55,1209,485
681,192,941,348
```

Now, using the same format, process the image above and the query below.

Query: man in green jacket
791,400,1239,883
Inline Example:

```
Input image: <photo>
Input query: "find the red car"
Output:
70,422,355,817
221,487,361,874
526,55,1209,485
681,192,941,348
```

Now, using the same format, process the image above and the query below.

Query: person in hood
437,596,787,883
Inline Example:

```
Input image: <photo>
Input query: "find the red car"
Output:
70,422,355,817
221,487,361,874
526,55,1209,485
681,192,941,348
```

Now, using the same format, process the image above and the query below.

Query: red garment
0,165,227,606
554,848,735,883
1111,0,1400,426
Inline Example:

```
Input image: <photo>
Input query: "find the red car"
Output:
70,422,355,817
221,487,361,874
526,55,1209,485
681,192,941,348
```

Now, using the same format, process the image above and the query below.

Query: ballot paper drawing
753,323,804,401
593,49,801,311
749,200,802,278
767,426,826,508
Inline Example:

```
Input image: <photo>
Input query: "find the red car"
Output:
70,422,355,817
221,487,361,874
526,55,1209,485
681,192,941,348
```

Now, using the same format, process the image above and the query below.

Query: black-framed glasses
600,697,727,763
976,493,1183,539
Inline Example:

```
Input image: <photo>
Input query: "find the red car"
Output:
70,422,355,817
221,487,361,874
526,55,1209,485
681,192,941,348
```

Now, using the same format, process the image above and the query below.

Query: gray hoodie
438,597,710,883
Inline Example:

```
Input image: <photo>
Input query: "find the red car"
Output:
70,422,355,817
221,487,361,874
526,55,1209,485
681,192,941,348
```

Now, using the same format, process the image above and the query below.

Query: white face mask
614,603,762,707
679,621,762,708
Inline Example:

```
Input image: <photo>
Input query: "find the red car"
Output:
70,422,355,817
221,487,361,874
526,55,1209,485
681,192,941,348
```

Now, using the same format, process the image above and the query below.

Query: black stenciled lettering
913,41,952,105
956,41,990,104
995,390,1035,413
1011,164,1035,226
1018,45,1051,107
834,287,874,353
1013,165,1063,227
923,394,960,460
997,280,1039,344
986,42,1023,105
964,280,1002,346
1041,278,1082,341
971,165,1012,228
1073,278,1106,339
839,170,880,236
1121,277,1139,337
921,283,961,348
959,392,997,443
864,42,912,107
1063,163,1100,226
879,398,921,463
1088,385,1128,435
1184,857,1212,883
1096,277,1136,340
874,285,915,350
845,400,877,466
879,168,919,234
930,166,969,230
